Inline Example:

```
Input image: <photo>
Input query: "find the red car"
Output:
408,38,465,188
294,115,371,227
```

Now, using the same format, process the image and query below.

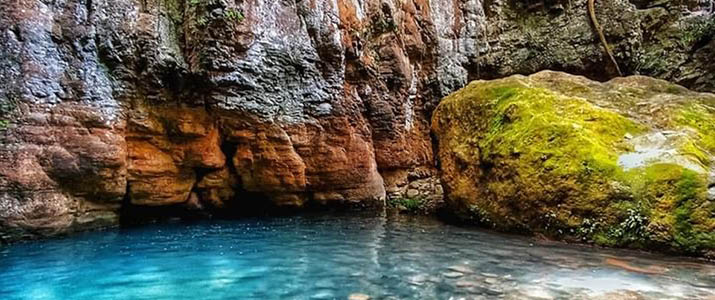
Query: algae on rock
432,71,715,257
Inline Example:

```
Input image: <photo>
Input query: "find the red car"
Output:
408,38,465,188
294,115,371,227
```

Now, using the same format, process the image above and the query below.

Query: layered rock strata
0,0,712,240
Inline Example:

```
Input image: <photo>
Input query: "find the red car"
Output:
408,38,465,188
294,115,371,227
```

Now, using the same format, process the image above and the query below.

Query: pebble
484,278,498,285
484,287,504,296
348,293,371,300
443,272,464,278
311,291,335,299
406,189,420,198
448,265,475,274
455,280,478,288
481,272,499,278
517,287,554,300
407,274,428,286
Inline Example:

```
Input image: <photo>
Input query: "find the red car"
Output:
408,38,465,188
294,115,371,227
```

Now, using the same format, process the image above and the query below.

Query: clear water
1,213,714,300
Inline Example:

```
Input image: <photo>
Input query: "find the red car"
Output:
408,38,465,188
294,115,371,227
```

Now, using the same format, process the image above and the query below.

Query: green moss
679,140,711,166
676,103,715,154
612,163,715,253
437,79,645,232
434,76,715,255
671,167,715,252
476,83,642,179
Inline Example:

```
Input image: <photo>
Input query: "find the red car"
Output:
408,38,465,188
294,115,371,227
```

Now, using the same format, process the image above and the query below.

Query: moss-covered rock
432,71,715,257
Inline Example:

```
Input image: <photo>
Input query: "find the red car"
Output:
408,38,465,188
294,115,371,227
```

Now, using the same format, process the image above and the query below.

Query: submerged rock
432,71,715,257
443,271,465,278
447,265,475,274
348,293,371,300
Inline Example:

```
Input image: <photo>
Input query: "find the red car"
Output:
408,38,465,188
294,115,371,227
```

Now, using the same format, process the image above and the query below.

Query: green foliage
389,196,424,211
370,13,397,35
224,8,244,23
196,16,208,26
593,205,649,247
681,16,715,47
0,95,18,131
188,0,244,27
468,205,494,226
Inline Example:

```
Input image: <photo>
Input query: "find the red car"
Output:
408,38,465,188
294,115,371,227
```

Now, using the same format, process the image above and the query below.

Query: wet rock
443,272,465,278
483,287,504,296
407,274,429,286
455,280,478,288
406,189,420,198
507,287,554,300
311,290,336,300
348,293,371,300
448,265,475,274
604,258,668,275
588,291,646,300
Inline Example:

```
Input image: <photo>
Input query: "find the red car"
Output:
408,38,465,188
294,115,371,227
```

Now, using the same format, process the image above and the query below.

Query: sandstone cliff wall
0,0,712,240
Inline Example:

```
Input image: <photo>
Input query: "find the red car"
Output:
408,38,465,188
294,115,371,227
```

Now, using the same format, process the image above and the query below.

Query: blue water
0,213,714,300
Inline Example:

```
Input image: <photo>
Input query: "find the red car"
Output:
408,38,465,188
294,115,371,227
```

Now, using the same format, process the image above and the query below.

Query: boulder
433,71,715,256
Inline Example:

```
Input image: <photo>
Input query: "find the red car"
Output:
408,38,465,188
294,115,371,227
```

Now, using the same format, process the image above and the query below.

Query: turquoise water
0,213,714,300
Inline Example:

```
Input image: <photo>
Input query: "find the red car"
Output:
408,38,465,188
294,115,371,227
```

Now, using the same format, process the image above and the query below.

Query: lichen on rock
432,71,715,257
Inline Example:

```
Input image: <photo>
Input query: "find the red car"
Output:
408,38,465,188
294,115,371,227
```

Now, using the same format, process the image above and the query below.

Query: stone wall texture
0,0,713,240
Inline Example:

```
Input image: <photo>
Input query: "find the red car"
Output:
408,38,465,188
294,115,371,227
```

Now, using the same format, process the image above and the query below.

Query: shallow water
0,213,713,300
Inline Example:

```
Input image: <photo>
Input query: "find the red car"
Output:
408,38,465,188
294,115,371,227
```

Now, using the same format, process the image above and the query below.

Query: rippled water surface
1,213,714,300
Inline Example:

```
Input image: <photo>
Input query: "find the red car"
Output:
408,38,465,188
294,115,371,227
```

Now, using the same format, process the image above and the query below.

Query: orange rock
604,258,668,275
196,168,239,209
126,107,225,206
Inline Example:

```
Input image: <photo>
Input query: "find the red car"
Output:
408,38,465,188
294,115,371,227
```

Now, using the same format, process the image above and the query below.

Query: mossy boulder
432,71,715,257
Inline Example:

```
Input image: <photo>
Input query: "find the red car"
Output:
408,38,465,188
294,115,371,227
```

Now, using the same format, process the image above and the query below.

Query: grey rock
406,189,420,198
443,272,465,278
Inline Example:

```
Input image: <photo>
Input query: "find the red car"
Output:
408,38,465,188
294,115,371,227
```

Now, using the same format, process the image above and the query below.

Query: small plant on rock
224,8,244,23
389,196,424,211
0,94,18,131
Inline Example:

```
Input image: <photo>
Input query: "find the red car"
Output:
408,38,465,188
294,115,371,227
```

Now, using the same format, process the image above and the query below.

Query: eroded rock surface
0,0,712,241
433,71,715,256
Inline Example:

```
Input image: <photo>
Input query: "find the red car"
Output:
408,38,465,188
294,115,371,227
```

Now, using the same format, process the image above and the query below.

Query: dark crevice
119,182,206,226
86,0,94,23
219,142,238,174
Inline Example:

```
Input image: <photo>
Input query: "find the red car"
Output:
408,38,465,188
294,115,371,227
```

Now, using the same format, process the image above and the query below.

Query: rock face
0,0,712,241
433,71,715,257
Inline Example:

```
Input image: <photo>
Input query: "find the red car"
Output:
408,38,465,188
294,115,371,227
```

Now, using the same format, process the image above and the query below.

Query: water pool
1,213,713,299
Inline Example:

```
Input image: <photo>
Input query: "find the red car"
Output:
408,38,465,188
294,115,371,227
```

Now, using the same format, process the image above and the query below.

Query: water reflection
0,213,713,299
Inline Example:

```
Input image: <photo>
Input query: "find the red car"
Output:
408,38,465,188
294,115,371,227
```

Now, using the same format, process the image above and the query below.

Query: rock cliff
0,0,712,241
